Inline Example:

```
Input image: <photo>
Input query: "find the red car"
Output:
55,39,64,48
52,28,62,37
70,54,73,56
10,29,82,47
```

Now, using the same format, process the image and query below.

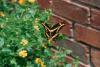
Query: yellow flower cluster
19,50,28,58
10,0,17,3
34,25,39,31
0,11,5,17
18,0,36,5
28,0,36,3
20,39,28,46
18,0,25,5
35,18,39,23
35,58,46,67
42,44,47,49
0,23,5,29
33,18,40,31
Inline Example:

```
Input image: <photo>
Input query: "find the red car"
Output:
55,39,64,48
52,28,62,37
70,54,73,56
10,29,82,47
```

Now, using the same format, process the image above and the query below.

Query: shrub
0,0,78,67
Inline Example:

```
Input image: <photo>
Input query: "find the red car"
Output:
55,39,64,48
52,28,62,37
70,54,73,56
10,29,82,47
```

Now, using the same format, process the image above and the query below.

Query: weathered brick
52,0,90,24
38,0,100,66
49,16,72,36
54,39,89,64
37,0,51,9
71,0,100,8
91,48,100,67
65,56,90,67
51,49,90,67
75,24,100,48
91,9,100,29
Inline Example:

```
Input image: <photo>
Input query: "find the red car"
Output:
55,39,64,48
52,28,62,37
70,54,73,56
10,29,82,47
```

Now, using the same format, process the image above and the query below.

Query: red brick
51,49,90,67
65,56,73,63
91,9,100,29
71,0,92,4
91,48,100,67
65,56,90,67
49,16,72,36
71,0,100,8
75,24,100,48
37,0,51,9
52,0,90,24
54,39,89,64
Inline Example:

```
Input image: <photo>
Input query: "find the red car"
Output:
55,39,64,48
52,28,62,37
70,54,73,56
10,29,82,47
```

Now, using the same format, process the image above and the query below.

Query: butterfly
42,22,65,42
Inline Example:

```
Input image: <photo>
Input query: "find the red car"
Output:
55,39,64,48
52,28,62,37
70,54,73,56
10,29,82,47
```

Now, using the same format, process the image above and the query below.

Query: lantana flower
34,25,39,31
20,39,28,46
10,0,17,3
41,63,46,67
18,0,25,5
0,11,5,17
34,18,39,23
28,0,36,3
35,58,46,67
18,50,28,58
33,18,40,31
0,23,5,29
42,44,47,48
35,58,42,64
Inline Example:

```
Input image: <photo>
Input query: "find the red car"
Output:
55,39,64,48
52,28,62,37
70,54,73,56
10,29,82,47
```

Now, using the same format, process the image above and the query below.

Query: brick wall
37,0,100,67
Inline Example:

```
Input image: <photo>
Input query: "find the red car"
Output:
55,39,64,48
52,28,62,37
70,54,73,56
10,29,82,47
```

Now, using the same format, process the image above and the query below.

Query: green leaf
44,49,51,56
10,58,17,65
65,64,72,67
0,37,4,47
1,48,11,52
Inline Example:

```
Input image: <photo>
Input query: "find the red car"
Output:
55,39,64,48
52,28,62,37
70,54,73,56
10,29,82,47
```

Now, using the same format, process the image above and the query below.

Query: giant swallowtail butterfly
42,22,65,42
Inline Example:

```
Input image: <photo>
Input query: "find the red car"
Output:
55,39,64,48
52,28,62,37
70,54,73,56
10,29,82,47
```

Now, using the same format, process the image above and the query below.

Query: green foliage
0,0,79,67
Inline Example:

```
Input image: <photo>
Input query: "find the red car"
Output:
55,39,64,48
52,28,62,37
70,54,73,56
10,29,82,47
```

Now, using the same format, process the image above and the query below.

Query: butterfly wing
42,22,51,39
42,22,65,42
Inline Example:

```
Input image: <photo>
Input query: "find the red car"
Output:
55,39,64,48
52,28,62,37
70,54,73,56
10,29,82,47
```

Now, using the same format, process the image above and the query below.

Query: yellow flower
34,18,39,23
42,44,47,48
35,58,42,64
0,11,5,17
35,58,46,67
41,64,46,67
20,39,28,46
33,18,40,31
10,0,17,3
34,25,39,31
19,50,28,58
28,0,36,4
0,23,5,29
18,0,25,5
41,62,46,67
